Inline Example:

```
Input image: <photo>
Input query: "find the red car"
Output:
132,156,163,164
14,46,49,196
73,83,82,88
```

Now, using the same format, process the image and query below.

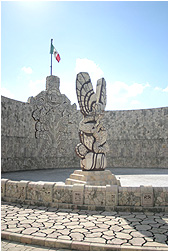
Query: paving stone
36,218,49,223
34,232,46,237
43,222,54,228
31,222,44,228
6,224,17,229
66,224,84,229
104,220,119,225
47,232,62,238
102,234,115,240
95,223,109,228
125,217,142,222
86,216,97,221
22,227,39,235
135,224,151,230
156,218,167,224
119,224,131,230
7,227,25,233
154,234,167,243
18,223,32,228
83,221,96,227
130,231,145,237
129,222,141,226
149,223,161,228
151,228,168,234
142,220,158,224
134,214,146,219
115,232,132,240
41,228,55,235
57,235,71,240
52,224,66,230
89,227,108,232
71,228,89,233
70,232,84,241
85,232,102,238
103,230,114,236
84,237,106,243
101,211,117,216
107,238,127,245
109,225,123,232
129,237,145,246
122,228,135,234
145,237,154,242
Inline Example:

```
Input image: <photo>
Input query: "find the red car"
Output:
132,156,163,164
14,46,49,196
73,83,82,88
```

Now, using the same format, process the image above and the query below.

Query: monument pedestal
65,170,121,186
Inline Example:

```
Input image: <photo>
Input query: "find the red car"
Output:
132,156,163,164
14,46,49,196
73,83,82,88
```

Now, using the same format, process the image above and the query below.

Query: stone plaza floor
1,201,168,251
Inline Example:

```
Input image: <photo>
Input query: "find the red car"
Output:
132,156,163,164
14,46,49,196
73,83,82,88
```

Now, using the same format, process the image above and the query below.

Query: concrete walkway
1,201,168,251
1,168,168,187
1,240,70,251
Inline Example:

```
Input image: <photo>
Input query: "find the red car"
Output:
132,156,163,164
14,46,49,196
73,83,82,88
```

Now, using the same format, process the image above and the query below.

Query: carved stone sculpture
75,72,109,171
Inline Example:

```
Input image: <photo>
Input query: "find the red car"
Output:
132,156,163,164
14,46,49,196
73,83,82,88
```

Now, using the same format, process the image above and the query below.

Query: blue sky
1,1,168,110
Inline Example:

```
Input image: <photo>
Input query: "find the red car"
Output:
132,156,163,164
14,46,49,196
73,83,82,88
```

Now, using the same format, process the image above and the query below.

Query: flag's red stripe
56,54,60,62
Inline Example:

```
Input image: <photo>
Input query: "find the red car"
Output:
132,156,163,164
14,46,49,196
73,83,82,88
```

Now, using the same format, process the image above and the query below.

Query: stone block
31,236,45,246
53,184,73,204
6,180,19,199
72,184,84,205
153,187,168,206
84,185,106,206
26,181,54,203
140,186,153,207
20,235,32,244
106,185,118,206
118,187,141,206
18,180,29,200
1,179,9,197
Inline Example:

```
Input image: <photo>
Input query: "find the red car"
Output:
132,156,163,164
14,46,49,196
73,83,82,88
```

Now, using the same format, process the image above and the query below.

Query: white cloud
58,58,104,107
28,78,46,96
22,66,33,74
154,86,168,93
163,86,168,92
154,87,161,91
75,58,104,90
106,81,150,110
1,87,15,99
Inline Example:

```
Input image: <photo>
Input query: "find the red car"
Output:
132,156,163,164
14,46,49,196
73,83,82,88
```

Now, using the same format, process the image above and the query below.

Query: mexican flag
50,44,61,62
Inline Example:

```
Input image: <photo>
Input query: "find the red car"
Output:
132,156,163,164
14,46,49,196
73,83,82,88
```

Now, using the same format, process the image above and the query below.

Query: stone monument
65,72,120,186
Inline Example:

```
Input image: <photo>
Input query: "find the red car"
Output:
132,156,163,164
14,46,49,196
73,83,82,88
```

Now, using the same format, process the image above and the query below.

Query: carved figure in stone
30,76,77,157
75,72,109,171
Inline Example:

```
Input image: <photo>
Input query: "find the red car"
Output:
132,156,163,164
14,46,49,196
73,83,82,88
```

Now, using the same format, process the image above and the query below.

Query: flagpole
50,39,53,76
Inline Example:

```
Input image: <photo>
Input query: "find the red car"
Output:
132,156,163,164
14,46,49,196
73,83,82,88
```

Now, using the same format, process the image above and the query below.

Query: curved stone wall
1,178,168,212
1,76,168,172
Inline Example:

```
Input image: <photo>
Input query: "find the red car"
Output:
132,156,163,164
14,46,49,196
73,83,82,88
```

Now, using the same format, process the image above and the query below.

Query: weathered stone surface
75,72,108,171
53,184,73,204
66,170,120,186
118,187,141,206
1,202,168,250
129,237,145,246
1,75,168,172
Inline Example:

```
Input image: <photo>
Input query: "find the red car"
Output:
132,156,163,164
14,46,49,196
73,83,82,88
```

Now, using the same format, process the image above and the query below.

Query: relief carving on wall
75,72,109,171
29,76,74,156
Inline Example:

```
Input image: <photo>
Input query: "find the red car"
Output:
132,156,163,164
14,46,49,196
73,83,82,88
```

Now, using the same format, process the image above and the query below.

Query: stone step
74,170,83,175
70,174,86,181
65,178,86,185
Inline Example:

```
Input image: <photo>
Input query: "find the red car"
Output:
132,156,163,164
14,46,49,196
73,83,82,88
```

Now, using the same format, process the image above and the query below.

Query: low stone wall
1,179,168,212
